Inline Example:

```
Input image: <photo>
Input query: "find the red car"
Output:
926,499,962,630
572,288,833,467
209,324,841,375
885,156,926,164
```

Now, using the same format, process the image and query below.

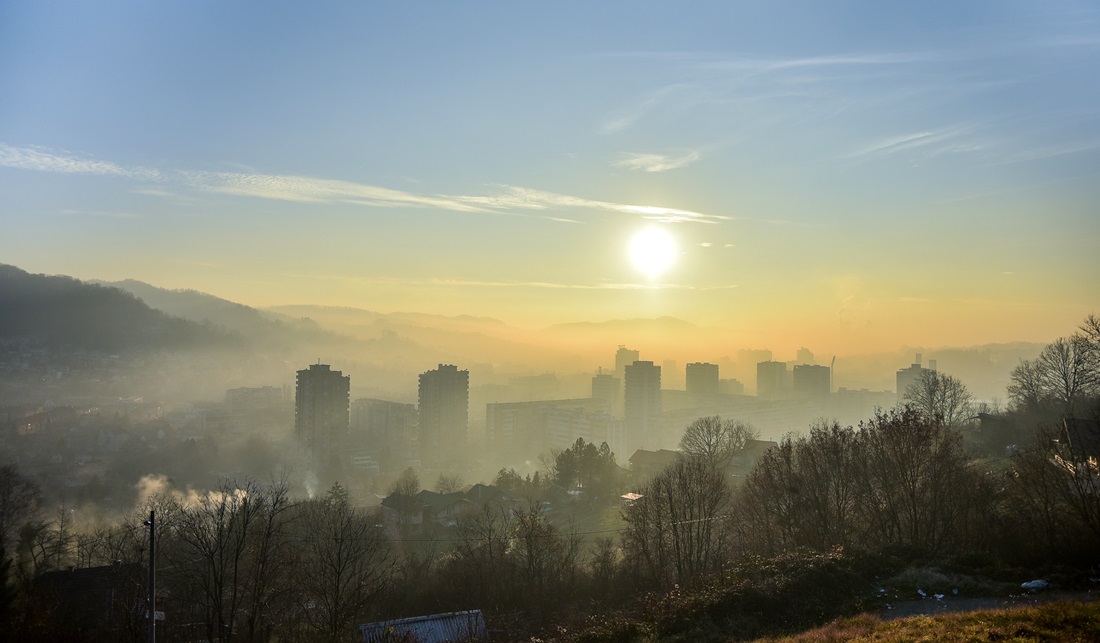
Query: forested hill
0,264,238,352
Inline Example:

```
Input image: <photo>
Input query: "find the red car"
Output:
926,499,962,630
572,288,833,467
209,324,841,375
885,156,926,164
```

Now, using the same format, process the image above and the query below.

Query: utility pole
145,510,155,643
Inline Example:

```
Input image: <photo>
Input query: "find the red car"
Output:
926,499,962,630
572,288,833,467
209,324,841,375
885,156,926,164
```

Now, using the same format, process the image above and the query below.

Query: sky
1,1,1098,355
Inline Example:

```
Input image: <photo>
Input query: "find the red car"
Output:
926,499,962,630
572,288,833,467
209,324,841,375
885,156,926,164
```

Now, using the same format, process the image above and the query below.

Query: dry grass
754,599,1100,643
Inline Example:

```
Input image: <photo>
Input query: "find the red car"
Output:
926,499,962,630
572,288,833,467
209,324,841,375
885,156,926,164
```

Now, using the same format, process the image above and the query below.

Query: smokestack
915,352,922,366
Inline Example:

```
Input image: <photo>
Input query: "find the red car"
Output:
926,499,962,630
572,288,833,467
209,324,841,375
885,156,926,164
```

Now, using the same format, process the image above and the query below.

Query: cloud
186,171,489,213
0,143,160,180
0,143,724,225
614,151,702,172
987,138,1100,165
456,185,728,224
601,84,689,134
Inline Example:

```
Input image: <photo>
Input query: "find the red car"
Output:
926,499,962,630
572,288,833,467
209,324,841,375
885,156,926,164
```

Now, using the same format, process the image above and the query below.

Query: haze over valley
1,2,1098,641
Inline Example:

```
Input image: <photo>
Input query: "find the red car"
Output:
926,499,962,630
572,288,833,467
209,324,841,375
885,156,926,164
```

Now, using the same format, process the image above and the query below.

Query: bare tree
1037,336,1099,416
292,484,396,643
904,370,974,428
510,505,580,608
239,477,294,643
1080,313,1100,351
387,467,422,539
162,479,266,643
678,416,758,469
621,458,732,589
434,473,465,494
795,421,864,550
1008,358,1049,414
857,406,984,550
0,465,39,556
439,504,513,610
733,438,801,556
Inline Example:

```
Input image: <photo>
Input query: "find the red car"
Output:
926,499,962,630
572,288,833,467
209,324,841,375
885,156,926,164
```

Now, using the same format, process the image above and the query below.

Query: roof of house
34,562,144,622
628,449,681,468
361,609,487,642
465,483,509,505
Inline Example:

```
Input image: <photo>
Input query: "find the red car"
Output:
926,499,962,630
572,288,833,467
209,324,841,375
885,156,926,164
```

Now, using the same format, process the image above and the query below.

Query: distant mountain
265,304,585,372
98,279,334,345
0,264,237,352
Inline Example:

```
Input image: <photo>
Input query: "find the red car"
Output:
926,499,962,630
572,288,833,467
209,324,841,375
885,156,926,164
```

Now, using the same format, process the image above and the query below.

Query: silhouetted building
896,353,931,400
418,364,469,468
756,361,787,400
487,398,612,456
662,359,681,389
509,373,560,400
591,369,620,414
719,378,745,395
736,348,772,388
615,346,640,380
34,562,145,639
686,362,720,397
796,347,815,364
295,363,350,471
225,386,283,413
352,398,417,473
792,364,831,399
624,360,661,451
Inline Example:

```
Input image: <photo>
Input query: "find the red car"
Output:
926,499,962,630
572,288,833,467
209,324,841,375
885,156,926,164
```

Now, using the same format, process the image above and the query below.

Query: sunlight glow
628,227,677,278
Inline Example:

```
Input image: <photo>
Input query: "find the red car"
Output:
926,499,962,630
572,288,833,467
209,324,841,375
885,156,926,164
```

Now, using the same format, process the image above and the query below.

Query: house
381,489,475,535
628,448,681,480
729,438,779,473
32,562,146,640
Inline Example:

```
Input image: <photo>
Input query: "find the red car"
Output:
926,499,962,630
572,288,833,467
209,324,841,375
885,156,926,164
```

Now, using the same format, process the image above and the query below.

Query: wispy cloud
614,151,701,172
456,185,728,224
842,127,978,160
0,143,161,180
601,84,691,134
986,138,1100,165
0,143,724,224
186,171,488,213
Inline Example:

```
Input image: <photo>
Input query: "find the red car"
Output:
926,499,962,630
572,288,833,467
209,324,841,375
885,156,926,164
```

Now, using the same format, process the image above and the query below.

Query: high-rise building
624,360,661,451
615,346,640,380
793,364,831,399
796,347,815,365
685,362,720,397
418,364,469,467
295,363,350,470
737,349,773,386
662,359,681,389
719,378,745,396
756,361,787,400
591,369,621,414
896,354,932,400
351,398,417,472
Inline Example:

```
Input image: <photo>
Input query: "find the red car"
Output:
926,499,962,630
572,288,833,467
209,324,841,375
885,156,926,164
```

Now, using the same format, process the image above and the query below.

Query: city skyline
2,2,1098,356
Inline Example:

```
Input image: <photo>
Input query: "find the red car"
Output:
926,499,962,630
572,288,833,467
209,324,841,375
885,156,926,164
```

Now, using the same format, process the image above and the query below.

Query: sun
628,227,678,279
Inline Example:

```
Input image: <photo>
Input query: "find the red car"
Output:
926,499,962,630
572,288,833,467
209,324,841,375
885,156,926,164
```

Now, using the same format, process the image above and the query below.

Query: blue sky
1,1,1098,353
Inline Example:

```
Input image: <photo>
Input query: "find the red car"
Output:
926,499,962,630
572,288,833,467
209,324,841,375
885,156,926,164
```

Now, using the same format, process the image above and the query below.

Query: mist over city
1,2,1099,642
